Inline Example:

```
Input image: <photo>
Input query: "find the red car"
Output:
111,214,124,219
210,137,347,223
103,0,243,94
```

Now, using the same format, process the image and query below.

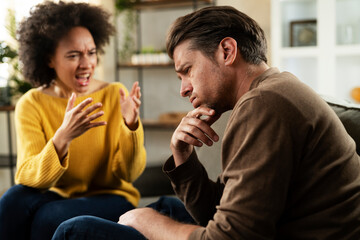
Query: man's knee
52,216,85,240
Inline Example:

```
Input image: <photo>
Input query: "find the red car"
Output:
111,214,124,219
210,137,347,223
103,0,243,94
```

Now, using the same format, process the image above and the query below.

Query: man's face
173,40,230,113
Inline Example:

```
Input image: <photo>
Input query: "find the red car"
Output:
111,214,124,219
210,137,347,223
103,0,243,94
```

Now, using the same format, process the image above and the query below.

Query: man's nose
180,79,192,97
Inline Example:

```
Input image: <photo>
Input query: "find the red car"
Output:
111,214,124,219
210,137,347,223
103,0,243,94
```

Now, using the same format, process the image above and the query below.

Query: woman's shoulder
100,82,128,94
15,88,45,115
107,82,127,90
16,88,44,106
16,87,67,110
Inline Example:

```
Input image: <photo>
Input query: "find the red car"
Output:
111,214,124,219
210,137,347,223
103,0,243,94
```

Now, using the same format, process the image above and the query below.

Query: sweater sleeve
166,92,297,240
111,84,146,183
188,94,296,240
14,93,68,188
163,151,224,226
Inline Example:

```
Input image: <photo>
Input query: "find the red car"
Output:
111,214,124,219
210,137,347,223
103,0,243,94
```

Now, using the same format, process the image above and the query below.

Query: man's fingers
174,117,219,147
188,107,215,118
175,130,204,147
185,117,219,143
203,113,222,127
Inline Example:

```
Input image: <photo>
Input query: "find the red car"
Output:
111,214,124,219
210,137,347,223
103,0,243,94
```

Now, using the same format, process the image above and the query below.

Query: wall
217,0,272,64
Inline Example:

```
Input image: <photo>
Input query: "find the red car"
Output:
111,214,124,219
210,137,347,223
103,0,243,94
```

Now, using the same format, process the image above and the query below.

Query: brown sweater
164,68,360,240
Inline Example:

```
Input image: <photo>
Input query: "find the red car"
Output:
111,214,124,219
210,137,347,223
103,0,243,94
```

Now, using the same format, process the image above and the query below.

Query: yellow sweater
14,82,146,207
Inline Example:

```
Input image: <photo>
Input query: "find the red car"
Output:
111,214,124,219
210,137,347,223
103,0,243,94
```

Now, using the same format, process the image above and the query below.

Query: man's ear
219,37,237,66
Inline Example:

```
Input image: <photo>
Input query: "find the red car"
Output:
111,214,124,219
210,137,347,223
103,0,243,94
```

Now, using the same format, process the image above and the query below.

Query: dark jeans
51,196,195,240
0,184,135,240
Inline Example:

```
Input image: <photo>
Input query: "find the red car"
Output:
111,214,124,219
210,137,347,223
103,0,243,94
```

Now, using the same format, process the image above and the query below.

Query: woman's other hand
119,81,141,130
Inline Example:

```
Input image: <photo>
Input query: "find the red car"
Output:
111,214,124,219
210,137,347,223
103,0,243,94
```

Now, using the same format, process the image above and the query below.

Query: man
52,6,360,240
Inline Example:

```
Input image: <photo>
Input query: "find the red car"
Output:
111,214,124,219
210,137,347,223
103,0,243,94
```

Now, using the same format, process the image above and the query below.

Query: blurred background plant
115,0,138,63
0,9,32,105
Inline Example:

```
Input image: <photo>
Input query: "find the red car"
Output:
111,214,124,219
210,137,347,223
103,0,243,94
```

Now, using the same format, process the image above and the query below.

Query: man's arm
118,208,200,240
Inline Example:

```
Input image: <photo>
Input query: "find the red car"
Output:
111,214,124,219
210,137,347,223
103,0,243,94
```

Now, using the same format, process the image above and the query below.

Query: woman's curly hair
17,1,115,87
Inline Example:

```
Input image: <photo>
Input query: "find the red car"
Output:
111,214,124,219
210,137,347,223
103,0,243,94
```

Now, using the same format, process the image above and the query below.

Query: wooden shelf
132,0,213,10
142,119,179,129
118,62,174,69
0,105,15,111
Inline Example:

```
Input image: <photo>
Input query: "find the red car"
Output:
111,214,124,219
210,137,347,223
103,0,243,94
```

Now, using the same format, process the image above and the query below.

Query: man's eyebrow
175,63,187,73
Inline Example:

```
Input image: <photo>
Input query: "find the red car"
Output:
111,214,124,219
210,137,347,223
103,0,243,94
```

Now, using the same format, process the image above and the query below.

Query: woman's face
49,26,97,96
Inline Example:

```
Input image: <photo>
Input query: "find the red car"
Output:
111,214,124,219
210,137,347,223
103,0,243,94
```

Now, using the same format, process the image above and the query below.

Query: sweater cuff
163,150,202,184
122,117,143,132
189,227,206,240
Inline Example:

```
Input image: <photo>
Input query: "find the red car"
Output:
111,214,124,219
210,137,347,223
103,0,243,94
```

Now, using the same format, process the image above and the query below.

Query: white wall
217,0,272,64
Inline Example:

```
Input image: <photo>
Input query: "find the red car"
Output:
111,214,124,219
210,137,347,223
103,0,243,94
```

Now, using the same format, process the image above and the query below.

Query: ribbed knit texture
14,82,146,207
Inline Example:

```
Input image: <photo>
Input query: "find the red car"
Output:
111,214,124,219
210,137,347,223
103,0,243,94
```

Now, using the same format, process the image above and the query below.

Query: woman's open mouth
76,73,90,86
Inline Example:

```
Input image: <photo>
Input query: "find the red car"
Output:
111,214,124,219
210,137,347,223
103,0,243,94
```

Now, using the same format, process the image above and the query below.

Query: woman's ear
48,57,54,68
219,37,237,66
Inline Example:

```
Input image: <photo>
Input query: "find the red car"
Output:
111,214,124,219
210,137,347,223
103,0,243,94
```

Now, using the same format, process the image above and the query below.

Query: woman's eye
67,55,78,59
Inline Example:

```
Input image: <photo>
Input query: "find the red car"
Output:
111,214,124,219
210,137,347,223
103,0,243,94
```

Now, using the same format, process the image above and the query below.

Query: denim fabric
0,185,135,240
147,196,196,224
52,216,146,240
52,196,195,240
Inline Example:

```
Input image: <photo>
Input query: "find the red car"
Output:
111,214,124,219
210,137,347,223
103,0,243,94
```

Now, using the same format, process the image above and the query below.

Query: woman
0,1,146,240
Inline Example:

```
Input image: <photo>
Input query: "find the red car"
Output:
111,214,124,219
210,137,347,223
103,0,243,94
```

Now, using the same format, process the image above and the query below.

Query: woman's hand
119,81,141,130
53,93,106,160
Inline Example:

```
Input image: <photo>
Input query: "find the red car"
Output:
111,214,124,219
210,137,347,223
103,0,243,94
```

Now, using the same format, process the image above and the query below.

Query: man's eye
89,51,97,55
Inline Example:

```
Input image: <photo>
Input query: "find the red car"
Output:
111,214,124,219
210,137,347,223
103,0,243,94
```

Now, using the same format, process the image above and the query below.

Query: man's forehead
173,40,198,66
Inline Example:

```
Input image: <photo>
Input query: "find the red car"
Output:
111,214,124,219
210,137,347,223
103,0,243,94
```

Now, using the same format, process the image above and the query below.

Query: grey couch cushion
322,95,360,155
133,165,174,197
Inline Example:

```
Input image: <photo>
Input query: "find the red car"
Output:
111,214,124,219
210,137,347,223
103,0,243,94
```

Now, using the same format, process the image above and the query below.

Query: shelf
0,154,16,168
278,46,319,58
132,0,213,10
335,45,360,56
142,119,179,129
118,62,174,69
0,105,15,111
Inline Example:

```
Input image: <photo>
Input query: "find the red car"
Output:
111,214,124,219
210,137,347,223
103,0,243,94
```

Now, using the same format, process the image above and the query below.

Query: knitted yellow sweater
14,82,146,207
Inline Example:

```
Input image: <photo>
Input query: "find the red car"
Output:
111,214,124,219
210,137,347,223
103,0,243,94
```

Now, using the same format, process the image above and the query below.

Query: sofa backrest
322,95,360,155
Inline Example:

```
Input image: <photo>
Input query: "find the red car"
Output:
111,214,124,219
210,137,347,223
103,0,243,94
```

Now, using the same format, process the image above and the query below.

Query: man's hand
118,208,200,240
120,81,141,130
170,107,220,167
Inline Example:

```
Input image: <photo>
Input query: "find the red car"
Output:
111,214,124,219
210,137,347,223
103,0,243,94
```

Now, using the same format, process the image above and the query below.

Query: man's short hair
166,6,267,65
